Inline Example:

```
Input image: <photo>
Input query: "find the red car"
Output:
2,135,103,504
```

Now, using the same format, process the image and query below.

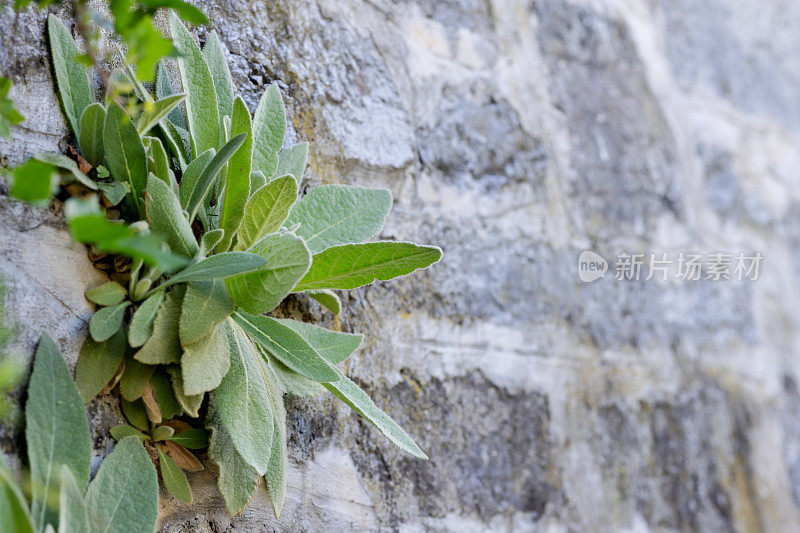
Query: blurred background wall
3,0,800,530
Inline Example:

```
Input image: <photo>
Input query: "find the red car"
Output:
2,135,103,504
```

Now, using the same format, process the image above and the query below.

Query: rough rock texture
3,0,800,531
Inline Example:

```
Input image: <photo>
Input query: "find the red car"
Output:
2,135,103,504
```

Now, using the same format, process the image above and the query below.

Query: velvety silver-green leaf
234,312,339,382
178,148,215,207
212,321,274,475
0,455,35,533
267,354,326,397
152,369,183,420
202,31,234,119
275,318,362,365
285,185,391,254
181,321,231,395
78,103,106,167
120,357,155,401
48,14,93,137
185,132,247,222
200,228,225,256
85,281,126,306
121,399,149,431
160,252,269,289
295,242,442,291
226,232,311,314
75,328,125,402
159,449,192,503
129,291,164,347
206,405,259,515
180,279,234,345
275,142,308,185
218,97,252,252
58,466,89,533
250,170,267,193
305,289,341,315
34,152,97,190
236,175,297,251
167,367,204,417
105,104,147,212
135,288,183,365
169,12,220,157
145,173,198,258
85,437,158,533
89,302,130,342
324,370,428,459
152,425,174,442
145,136,172,189
168,429,209,449
109,425,146,442
260,359,287,517
97,181,129,206
136,93,187,135
251,84,285,177
156,60,187,129
26,334,91,530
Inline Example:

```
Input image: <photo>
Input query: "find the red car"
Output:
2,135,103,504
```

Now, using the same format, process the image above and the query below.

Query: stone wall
3,0,800,531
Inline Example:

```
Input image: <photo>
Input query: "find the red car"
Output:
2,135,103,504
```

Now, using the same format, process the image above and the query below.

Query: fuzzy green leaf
109,425,147,442
85,437,158,533
121,399,149,431
267,354,326,397
152,426,174,442
129,291,164,347
0,456,35,533
275,318,362,364
178,148,214,206
168,429,209,449
260,359,287,517
234,312,339,382
136,93,187,135
48,14,93,137
167,367,203,418
324,370,427,459
159,449,192,503
85,281,126,306
185,133,247,222
7,158,59,205
119,357,155,401
296,242,442,291
285,185,391,254
212,321,274,475
226,232,311,314
78,103,106,167
33,152,97,190
206,405,259,515
57,466,89,533
236,175,297,250
181,321,231,395
218,97,252,252
275,142,308,185
169,12,220,157
0,76,24,140
26,334,91,530
144,137,172,189
152,369,183,420
104,104,147,212
97,181,128,206
200,228,225,256
155,60,187,129
75,328,125,402
160,252,270,290
89,302,130,342
135,288,183,365
305,289,341,315
180,279,234,345
202,31,234,119
250,170,267,193
251,84,285,177
145,173,199,258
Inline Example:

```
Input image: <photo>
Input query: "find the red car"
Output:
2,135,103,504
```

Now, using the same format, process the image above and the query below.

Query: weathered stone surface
3,0,800,531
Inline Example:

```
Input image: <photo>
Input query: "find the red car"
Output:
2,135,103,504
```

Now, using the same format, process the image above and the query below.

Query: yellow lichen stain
728,455,762,532
400,372,423,398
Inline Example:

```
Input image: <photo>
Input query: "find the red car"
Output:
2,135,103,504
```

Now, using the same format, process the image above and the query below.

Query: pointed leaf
226,232,311,314
295,242,442,291
178,148,214,207
206,404,259,515
0,456,35,533
152,425,174,441
119,357,155,401
85,281,126,306
251,84,285,177
26,335,91,530
234,312,339,382
145,173,199,258
212,321,274,475
121,399,149,431
34,152,97,190
89,302,130,342
109,425,147,442
202,31,234,118
250,170,267,193
48,14,93,137
164,440,203,471
152,369,183,420
305,289,341,314
85,437,158,533
79,103,106,167
168,429,209,449
180,279,234,345
144,136,173,189
167,367,204,417
129,291,164,347
275,318,362,364
185,133,247,223
200,228,225,256
135,288,183,365
75,328,125,402
324,370,427,459
267,354,326,397
57,466,89,533
156,60,187,129
159,449,192,503
218,97,252,252
97,181,128,206
104,104,147,212
285,185,391,254
275,142,308,185
136,93,187,135
169,12,220,157
260,359,287,517
182,321,231,395
236,175,297,250
157,252,270,293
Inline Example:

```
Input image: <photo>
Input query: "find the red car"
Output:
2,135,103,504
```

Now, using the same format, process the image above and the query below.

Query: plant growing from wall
0,335,159,532
21,10,443,516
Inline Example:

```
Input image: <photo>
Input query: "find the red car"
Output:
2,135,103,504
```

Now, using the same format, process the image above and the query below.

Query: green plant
0,334,158,532
36,11,444,515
